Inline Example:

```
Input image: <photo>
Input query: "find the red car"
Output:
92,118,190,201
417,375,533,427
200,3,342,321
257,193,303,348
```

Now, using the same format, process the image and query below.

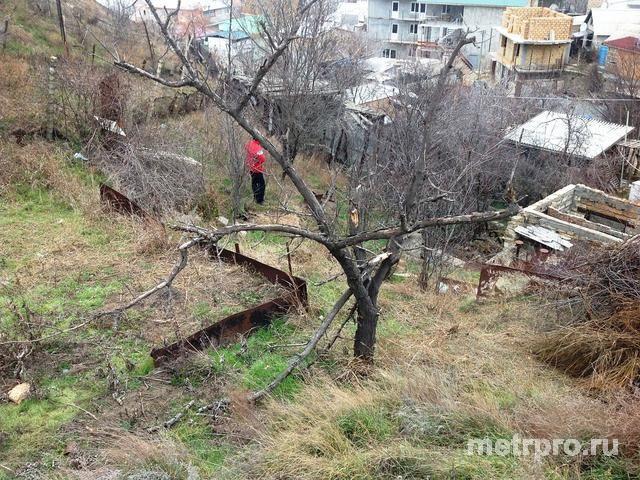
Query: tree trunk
353,307,378,361
330,247,380,362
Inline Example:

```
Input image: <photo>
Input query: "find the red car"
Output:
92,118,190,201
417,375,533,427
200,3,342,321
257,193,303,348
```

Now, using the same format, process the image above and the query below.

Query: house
584,6,640,47
493,7,573,85
203,0,232,32
602,34,640,82
328,1,369,31
504,110,634,160
173,8,208,38
366,0,535,68
203,29,252,63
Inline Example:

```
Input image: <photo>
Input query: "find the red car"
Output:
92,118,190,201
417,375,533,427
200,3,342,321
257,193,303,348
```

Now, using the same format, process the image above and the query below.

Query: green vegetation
337,405,396,447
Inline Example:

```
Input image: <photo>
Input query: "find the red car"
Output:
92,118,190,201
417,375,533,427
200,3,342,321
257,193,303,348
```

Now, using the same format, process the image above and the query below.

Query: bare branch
249,288,352,402
115,60,195,88
334,204,520,249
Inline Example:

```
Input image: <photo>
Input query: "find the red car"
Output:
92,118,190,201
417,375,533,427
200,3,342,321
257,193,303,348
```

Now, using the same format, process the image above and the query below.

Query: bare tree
106,0,137,41
112,0,518,375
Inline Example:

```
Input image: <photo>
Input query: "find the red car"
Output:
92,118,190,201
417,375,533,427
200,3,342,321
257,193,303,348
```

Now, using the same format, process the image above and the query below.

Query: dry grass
534,237,640,391
0,141,95,205
0,56,46,130
222,278,637,479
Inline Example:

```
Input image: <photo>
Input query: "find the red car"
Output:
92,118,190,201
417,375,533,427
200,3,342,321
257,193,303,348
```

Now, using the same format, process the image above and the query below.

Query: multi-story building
366,0,534,68
202,1,232,31
493,7,572,84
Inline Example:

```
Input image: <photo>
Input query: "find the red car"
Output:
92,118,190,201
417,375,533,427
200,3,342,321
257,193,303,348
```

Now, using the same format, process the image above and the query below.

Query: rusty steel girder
99,184,151,219
99,185,309,366
476,262,565,298
150,245,308,366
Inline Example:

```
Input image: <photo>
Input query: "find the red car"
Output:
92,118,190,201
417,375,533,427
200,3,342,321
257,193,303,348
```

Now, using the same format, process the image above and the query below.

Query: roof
206,30,250,40
344,83,399,106
589,8,640,38
604,34,640,50
504,110,634,159
425,0,528,6
363,57,442,83
218,15,263,34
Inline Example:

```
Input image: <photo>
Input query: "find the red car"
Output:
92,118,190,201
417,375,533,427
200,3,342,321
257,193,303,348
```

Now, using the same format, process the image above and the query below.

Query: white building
366,0,535,68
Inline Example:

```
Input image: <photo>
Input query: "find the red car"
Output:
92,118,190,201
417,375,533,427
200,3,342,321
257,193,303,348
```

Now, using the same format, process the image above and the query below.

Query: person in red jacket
245,138,266,204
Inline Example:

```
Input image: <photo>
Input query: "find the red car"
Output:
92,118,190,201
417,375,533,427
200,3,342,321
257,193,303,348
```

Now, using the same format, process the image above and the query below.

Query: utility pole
55,0,68,56
227,0,233,84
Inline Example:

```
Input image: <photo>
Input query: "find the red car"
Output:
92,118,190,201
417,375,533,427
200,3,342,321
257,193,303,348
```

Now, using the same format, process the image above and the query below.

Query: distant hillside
0,0,152,62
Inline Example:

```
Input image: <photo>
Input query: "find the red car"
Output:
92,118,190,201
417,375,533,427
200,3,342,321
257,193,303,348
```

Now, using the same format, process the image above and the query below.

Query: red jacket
245,139,266,173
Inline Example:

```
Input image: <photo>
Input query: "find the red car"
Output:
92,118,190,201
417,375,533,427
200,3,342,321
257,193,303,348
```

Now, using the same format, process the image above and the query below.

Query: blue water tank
598,45,609,66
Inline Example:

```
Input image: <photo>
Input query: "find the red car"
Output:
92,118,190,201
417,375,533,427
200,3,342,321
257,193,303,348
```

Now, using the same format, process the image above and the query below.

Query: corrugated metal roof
344,83,400,106
515,225,574,250
504,110,634,159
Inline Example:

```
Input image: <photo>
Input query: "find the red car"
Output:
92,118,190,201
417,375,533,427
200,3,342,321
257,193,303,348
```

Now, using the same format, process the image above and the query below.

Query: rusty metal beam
99,184,151,219
151,245,308,366
476,262,565,298
99,184,309,366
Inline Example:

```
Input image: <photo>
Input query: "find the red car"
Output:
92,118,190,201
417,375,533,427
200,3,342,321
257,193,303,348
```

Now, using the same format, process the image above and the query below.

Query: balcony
385,10,444,21
389,31,420,43
419,15,463,25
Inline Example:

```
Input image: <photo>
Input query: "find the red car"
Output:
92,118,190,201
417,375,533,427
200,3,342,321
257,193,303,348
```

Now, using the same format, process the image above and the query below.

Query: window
425,26,432,40
392,1,399,11
501,36,507,48
390,49,397,58
392,23,399,33
409,23,418,34
420,3,426,12
514,44,521,58
442,4,451,13
442,27,448,36
382,48,390,57
411,2,419,12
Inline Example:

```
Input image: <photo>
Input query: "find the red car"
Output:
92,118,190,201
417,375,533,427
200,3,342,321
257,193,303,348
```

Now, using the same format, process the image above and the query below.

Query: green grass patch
191,318,302,398
169,412,230,476
0,374,104,468
337,405,397,447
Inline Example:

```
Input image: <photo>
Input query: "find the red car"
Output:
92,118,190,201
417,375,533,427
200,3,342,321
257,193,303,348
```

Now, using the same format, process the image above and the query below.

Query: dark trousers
251,172,265,204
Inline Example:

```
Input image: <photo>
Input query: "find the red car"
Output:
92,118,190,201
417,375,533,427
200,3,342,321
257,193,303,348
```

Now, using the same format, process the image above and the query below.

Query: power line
489,94,640,102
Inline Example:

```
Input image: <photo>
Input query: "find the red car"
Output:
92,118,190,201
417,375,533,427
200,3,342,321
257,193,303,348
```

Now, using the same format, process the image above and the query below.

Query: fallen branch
98,237,202,317
248,288,352,403
0,319,90,346
196,398,229,416
56,400,98,420
147,399,195,432
324,303,357,352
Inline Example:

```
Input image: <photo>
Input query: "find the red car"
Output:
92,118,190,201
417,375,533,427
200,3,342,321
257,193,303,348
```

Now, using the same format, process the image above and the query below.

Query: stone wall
495,184,640,264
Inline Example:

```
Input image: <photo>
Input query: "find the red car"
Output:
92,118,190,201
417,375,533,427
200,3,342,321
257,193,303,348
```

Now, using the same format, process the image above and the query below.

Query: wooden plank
576,198,639,227
546,206,629,239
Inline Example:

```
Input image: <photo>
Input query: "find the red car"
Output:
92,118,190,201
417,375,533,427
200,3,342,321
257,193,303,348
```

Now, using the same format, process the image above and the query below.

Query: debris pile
95,144,204,215
534,235,640,390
